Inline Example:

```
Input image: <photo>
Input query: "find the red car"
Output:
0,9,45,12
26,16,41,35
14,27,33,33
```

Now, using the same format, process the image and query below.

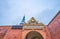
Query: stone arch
25,31,43,39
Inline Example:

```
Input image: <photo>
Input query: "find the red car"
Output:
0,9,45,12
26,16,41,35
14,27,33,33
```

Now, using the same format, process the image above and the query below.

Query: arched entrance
26,31,43,39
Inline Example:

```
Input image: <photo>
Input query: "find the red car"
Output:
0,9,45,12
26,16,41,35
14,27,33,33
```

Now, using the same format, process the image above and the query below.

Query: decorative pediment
28,17,38,24
23,17,44,26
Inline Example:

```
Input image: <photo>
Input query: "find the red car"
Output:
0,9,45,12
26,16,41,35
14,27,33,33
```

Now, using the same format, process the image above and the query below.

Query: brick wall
47,11,60,39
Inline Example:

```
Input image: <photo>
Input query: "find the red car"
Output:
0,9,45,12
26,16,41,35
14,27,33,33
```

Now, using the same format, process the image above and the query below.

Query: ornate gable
28,17,38,24
23,17,44,26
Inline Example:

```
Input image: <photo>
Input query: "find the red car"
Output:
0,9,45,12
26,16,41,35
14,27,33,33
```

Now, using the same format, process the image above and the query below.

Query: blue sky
0,0,60,26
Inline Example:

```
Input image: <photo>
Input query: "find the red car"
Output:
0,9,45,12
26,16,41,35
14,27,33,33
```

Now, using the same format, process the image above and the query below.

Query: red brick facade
46,11,60,39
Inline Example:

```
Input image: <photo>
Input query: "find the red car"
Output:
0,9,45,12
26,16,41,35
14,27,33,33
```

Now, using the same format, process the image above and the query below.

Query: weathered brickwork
4,29,22,39
47,11,60,39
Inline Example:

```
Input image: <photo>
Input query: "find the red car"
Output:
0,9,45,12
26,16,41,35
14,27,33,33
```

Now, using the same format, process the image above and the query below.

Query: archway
26,31,43,39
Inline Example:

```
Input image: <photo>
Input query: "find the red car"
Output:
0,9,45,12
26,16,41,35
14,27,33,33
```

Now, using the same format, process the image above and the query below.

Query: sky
0,0,60,26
